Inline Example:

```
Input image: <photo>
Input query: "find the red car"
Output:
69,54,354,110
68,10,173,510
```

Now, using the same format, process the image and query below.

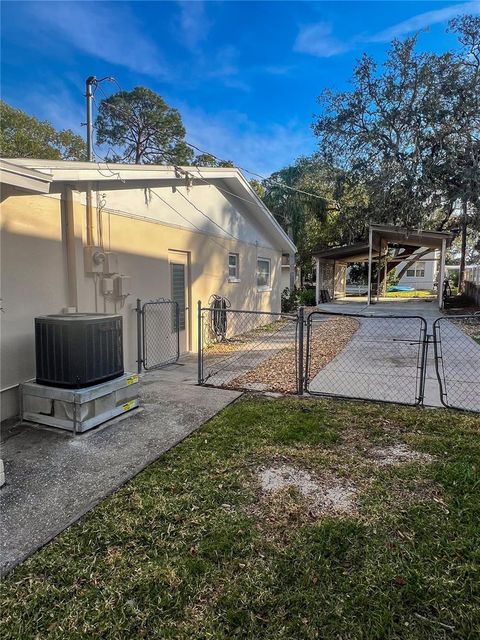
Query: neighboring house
396,250,439,291
280,252,298,292
343,249,439,293
1,159,295,421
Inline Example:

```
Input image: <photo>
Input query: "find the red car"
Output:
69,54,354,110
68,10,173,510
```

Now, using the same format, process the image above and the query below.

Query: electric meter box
84,246,105,273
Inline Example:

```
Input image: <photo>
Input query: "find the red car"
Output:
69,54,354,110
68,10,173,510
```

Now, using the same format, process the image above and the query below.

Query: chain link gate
433,314,480,412
196,302,479,413
136,298,180,371
305,311,428,406
197,303,302,394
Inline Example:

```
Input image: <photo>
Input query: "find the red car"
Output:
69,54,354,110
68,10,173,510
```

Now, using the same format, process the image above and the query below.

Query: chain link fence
198,306,301,393
136,299,180,371
305,312,428,406
433,314,480,412
196,304,478,413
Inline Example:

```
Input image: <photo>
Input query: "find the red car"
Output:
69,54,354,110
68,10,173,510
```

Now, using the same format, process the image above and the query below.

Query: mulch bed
227,316,359,394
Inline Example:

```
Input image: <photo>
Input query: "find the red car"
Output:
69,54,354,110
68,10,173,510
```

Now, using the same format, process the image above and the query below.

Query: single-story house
1,159,296,422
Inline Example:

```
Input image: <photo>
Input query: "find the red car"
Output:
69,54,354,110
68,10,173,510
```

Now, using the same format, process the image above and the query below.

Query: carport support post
315,257,320,304
297,306,305,395
367,226,373,305
438,238,447,309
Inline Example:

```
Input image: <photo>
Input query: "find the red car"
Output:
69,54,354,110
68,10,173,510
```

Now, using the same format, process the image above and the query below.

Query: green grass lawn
1,397,479,639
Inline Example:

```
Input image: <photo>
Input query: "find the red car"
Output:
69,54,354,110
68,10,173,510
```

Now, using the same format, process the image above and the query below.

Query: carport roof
370,224,453,249
312,224,453,261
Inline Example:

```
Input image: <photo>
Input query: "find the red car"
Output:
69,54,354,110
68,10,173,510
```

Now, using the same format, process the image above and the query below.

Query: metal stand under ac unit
21,373,140,434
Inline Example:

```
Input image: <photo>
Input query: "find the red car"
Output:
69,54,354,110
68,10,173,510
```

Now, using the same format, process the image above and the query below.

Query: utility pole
85,76,97,161
84,76,97,247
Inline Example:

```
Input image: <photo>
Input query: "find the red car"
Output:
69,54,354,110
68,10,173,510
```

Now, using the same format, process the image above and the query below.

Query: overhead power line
91,78,329,203
85,79,285,254
91,90,294,230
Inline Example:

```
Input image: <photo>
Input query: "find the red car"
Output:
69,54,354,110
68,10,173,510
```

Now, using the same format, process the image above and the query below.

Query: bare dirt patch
257,464,357,516
368,443,434,466
228,316,359,394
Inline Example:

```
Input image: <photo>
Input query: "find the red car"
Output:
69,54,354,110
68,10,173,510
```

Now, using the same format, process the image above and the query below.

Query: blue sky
2,0,479,174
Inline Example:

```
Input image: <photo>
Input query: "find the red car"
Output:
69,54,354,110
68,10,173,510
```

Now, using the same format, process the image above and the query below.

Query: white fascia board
7,159,239,183
0,159,53,193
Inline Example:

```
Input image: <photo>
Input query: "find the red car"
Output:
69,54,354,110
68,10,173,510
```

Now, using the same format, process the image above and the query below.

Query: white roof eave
5,159,296,254
0,159,53,193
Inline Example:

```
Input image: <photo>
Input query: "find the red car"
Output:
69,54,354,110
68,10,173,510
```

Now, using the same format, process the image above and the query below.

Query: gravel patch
228,316,359,394
369,443,434,466
258,464,357,515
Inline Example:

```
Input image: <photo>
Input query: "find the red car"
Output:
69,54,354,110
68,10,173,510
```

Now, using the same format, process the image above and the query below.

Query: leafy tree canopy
260,157,369,278
95,86,193,165
0,101,87,160
262,15,479,279
193,153,234,168
313,16,480,238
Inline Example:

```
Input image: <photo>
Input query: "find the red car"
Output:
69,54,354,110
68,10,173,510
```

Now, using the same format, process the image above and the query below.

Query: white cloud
368,1,480,42
180,106,315,175
294,22,349,58
294,1,480,58
176,0,212,50
28,1,169,78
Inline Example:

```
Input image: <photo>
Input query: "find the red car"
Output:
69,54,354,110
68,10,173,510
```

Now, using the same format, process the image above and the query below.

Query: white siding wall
396,250,438,290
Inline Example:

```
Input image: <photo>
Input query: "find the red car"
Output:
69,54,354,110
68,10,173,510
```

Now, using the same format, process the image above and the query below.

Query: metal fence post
297,306,305,395
417,328,429,406
135,298,143,374
197,300,203,385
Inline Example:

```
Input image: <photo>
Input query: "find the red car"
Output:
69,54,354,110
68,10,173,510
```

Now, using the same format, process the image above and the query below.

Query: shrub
281,287,299,312
298,288,317,307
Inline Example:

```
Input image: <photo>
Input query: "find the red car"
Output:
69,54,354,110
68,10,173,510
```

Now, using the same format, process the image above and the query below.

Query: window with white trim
406,261,426,278
228,253,239,280
257,258,271,289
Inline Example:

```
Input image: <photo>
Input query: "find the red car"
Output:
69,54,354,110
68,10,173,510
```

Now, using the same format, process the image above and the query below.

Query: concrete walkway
0,356,240,575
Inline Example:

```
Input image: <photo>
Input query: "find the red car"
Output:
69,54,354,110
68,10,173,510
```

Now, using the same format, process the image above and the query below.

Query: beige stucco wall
1,186,69,420
1,185,283,421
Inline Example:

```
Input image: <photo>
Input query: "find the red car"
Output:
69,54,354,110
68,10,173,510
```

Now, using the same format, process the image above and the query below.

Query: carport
312,224,453,309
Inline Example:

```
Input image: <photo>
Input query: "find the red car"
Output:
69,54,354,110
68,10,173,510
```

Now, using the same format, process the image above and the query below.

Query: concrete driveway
0,356,240,575
308,314,429,405
307,301,478,409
